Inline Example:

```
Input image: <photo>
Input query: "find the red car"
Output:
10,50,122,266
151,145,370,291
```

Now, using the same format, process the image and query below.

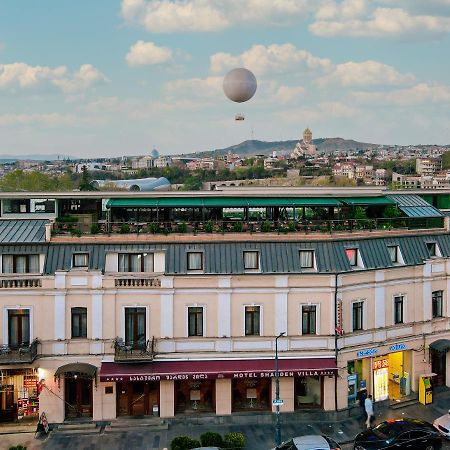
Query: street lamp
275,331,286,447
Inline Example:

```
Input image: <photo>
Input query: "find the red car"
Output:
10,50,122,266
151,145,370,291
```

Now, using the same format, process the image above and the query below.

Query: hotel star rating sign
272,399,284,406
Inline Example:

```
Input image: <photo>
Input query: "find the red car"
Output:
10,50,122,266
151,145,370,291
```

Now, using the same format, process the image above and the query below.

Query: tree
442,151,450,170
78,165,96,191
0,170,74,191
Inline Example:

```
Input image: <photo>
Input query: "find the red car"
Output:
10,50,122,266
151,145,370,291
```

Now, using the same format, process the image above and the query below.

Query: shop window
2,254,39,274
187,252,203,271
352,301,364,331
243,251,259,270
432,290,443,318
118,253,154,272
301,305,316,335
71,307,87,338
295,376,322,409
387,245,398,263
73,253,89,268
125,307,146,349
245,306,260,336
188,307,203,336
394,295,404,324
345,248,358,267
299,250,314,269
8,309,30,349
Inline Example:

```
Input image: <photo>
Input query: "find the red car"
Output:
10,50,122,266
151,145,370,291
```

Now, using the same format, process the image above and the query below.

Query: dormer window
73,253,89,268
2,254,39,274
387,246,398,263
187,252,203,271
426,242,437,257
345,248,357,267
299,250,315,269
243,251,259,270
119,253,154,272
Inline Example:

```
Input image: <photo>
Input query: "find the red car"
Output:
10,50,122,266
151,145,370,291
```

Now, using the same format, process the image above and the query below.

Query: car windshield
277,439,295,450
371,423,399,439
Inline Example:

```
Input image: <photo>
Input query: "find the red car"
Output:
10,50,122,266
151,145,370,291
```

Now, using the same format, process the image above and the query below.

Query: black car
353,418,442,450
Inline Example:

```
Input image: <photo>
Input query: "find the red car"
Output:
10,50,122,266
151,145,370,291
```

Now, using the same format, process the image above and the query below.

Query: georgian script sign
102,368,336,382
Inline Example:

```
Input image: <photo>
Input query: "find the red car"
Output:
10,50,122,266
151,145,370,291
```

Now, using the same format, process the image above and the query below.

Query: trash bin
152,405,159,416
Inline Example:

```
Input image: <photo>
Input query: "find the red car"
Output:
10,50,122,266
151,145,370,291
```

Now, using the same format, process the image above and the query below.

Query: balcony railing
52,216,445,237
113,336,156,362
0,278,42,288
115,277,161,288
0,338,39,364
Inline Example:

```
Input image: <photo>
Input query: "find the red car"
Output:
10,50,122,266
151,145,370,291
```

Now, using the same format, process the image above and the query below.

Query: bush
90,223,100,234
200,431,223,447
232,221,243,232
70,227,82,237
170,436,201,450
223,431,245,450
261,220,271,232
177,222,188,233
148,222,159,234
119,223,130,234
9,446,27,450
204,220,214,233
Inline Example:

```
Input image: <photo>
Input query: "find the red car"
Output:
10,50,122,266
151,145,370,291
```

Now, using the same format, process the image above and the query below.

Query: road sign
272,399,284,406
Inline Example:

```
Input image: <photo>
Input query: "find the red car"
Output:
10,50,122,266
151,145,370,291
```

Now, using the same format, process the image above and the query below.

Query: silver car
271,434,341,450
433,410,450,439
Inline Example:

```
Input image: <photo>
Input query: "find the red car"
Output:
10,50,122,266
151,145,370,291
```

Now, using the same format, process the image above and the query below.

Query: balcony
0,339,39,364
113,336,156,362
115,277,161,288
0,278,42,288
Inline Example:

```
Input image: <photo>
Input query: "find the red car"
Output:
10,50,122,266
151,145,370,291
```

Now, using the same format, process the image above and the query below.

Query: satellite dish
223,68,257,103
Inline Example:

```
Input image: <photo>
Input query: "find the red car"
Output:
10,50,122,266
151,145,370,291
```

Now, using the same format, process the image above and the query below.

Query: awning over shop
99,358,337,382
106,197,342,209
429,339,450,353
54,363,98,379
340,196,394,206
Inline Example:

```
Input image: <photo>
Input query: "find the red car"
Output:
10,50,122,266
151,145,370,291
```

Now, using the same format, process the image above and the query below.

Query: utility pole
275,331,286,447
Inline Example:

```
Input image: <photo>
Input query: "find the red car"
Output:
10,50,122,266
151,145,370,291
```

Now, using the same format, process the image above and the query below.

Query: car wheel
424,445,434,450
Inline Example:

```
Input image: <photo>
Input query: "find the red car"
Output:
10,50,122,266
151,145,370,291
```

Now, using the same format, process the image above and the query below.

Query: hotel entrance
116,381,159,416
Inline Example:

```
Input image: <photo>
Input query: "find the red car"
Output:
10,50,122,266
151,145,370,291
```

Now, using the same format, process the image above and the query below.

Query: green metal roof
340,196,394,206
387,194,443,218
106,197,342,208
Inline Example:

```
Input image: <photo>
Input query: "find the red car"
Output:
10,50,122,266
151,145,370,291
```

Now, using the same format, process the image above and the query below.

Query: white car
433,410,450,439
271,435,341,450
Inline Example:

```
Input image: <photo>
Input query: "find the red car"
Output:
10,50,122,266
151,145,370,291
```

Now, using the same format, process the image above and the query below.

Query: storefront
0,368,39,422
54,363,97,419
100,358,337,417
429,339,450,387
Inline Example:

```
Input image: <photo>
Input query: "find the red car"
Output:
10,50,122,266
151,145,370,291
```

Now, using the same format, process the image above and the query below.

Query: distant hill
0,154,75,162
189,138,376,158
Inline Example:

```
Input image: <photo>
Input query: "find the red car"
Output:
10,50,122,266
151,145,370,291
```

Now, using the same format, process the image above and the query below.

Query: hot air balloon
223,68,257,121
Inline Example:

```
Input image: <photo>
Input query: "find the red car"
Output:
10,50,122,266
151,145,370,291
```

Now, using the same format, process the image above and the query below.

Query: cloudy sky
1,0,450,157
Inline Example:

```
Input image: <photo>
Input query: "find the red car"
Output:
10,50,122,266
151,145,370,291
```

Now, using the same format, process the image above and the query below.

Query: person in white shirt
364,394,374,429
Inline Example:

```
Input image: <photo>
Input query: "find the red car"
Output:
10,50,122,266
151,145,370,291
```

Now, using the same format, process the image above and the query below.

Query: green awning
340,197,394,206
106,197,342,209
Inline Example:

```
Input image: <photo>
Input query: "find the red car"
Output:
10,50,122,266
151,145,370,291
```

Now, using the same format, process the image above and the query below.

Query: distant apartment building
333,163,355,179
416,158,442,176
392,172,422,189
131,156,153,170
154,156,173,168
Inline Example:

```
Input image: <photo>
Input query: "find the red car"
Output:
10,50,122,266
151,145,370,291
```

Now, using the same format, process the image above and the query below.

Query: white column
91,293,103,354
374,270,385,328
423,263,432,322
275,276,288,336
218,277,231,337
53,294,66,354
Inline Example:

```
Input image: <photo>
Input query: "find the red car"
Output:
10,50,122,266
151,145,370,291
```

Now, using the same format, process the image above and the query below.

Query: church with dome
290,127,317,159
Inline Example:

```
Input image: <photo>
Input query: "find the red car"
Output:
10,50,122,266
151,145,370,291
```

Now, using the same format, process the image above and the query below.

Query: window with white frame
118,253,154,272
432,290,443,318
187,252,203,271
394,295,404,324
188,306,204,336
73,253,89,268
2,254,39,273
345,248,358,267
302,305,316,335
299,250,314,269
243,251,259,270
245,306,260,336
387,245,399,263
352,301,364,331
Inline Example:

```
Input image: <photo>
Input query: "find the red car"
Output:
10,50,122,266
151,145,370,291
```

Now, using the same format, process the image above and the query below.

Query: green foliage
261,220,271,232
287,221,296,232
170,436,201,450
56,215,78,223
78,165,96,191
200,431,223,447
442,151,450,170
353,206,368,220
119,223,130,234
223,432,245,450
176,222,188,233
383,205,402,219
204,220,214,233
148,223,159,234
9,446,27,450
232,221,243,232
70,227,82,237
90,223,100,234
182,175,203,191
0,170,74,192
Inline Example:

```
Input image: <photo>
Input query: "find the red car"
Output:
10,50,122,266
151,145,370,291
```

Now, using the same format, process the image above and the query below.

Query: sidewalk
2,389,449,450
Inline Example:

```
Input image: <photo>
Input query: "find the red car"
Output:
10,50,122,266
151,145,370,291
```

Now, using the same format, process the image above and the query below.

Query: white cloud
126,40,173,66
164,76,223,100
0,62,107,94
318,60,415,86
315,0,368,20
0,113,76,127
274,85,305,104
120,0,310,33
310,6,450,37
210,43,332,75
352,83,450,105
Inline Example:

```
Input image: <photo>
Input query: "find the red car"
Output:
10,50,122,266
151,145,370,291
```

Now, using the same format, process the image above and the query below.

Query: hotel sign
101,368,337,382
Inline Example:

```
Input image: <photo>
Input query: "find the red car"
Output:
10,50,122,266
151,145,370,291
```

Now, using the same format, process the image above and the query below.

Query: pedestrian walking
357,389,367,421
364,394,374,429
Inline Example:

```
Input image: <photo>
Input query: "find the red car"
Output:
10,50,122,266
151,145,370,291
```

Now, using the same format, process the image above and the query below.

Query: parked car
354,418,442,450
272,434,341,450
433,410,450,439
